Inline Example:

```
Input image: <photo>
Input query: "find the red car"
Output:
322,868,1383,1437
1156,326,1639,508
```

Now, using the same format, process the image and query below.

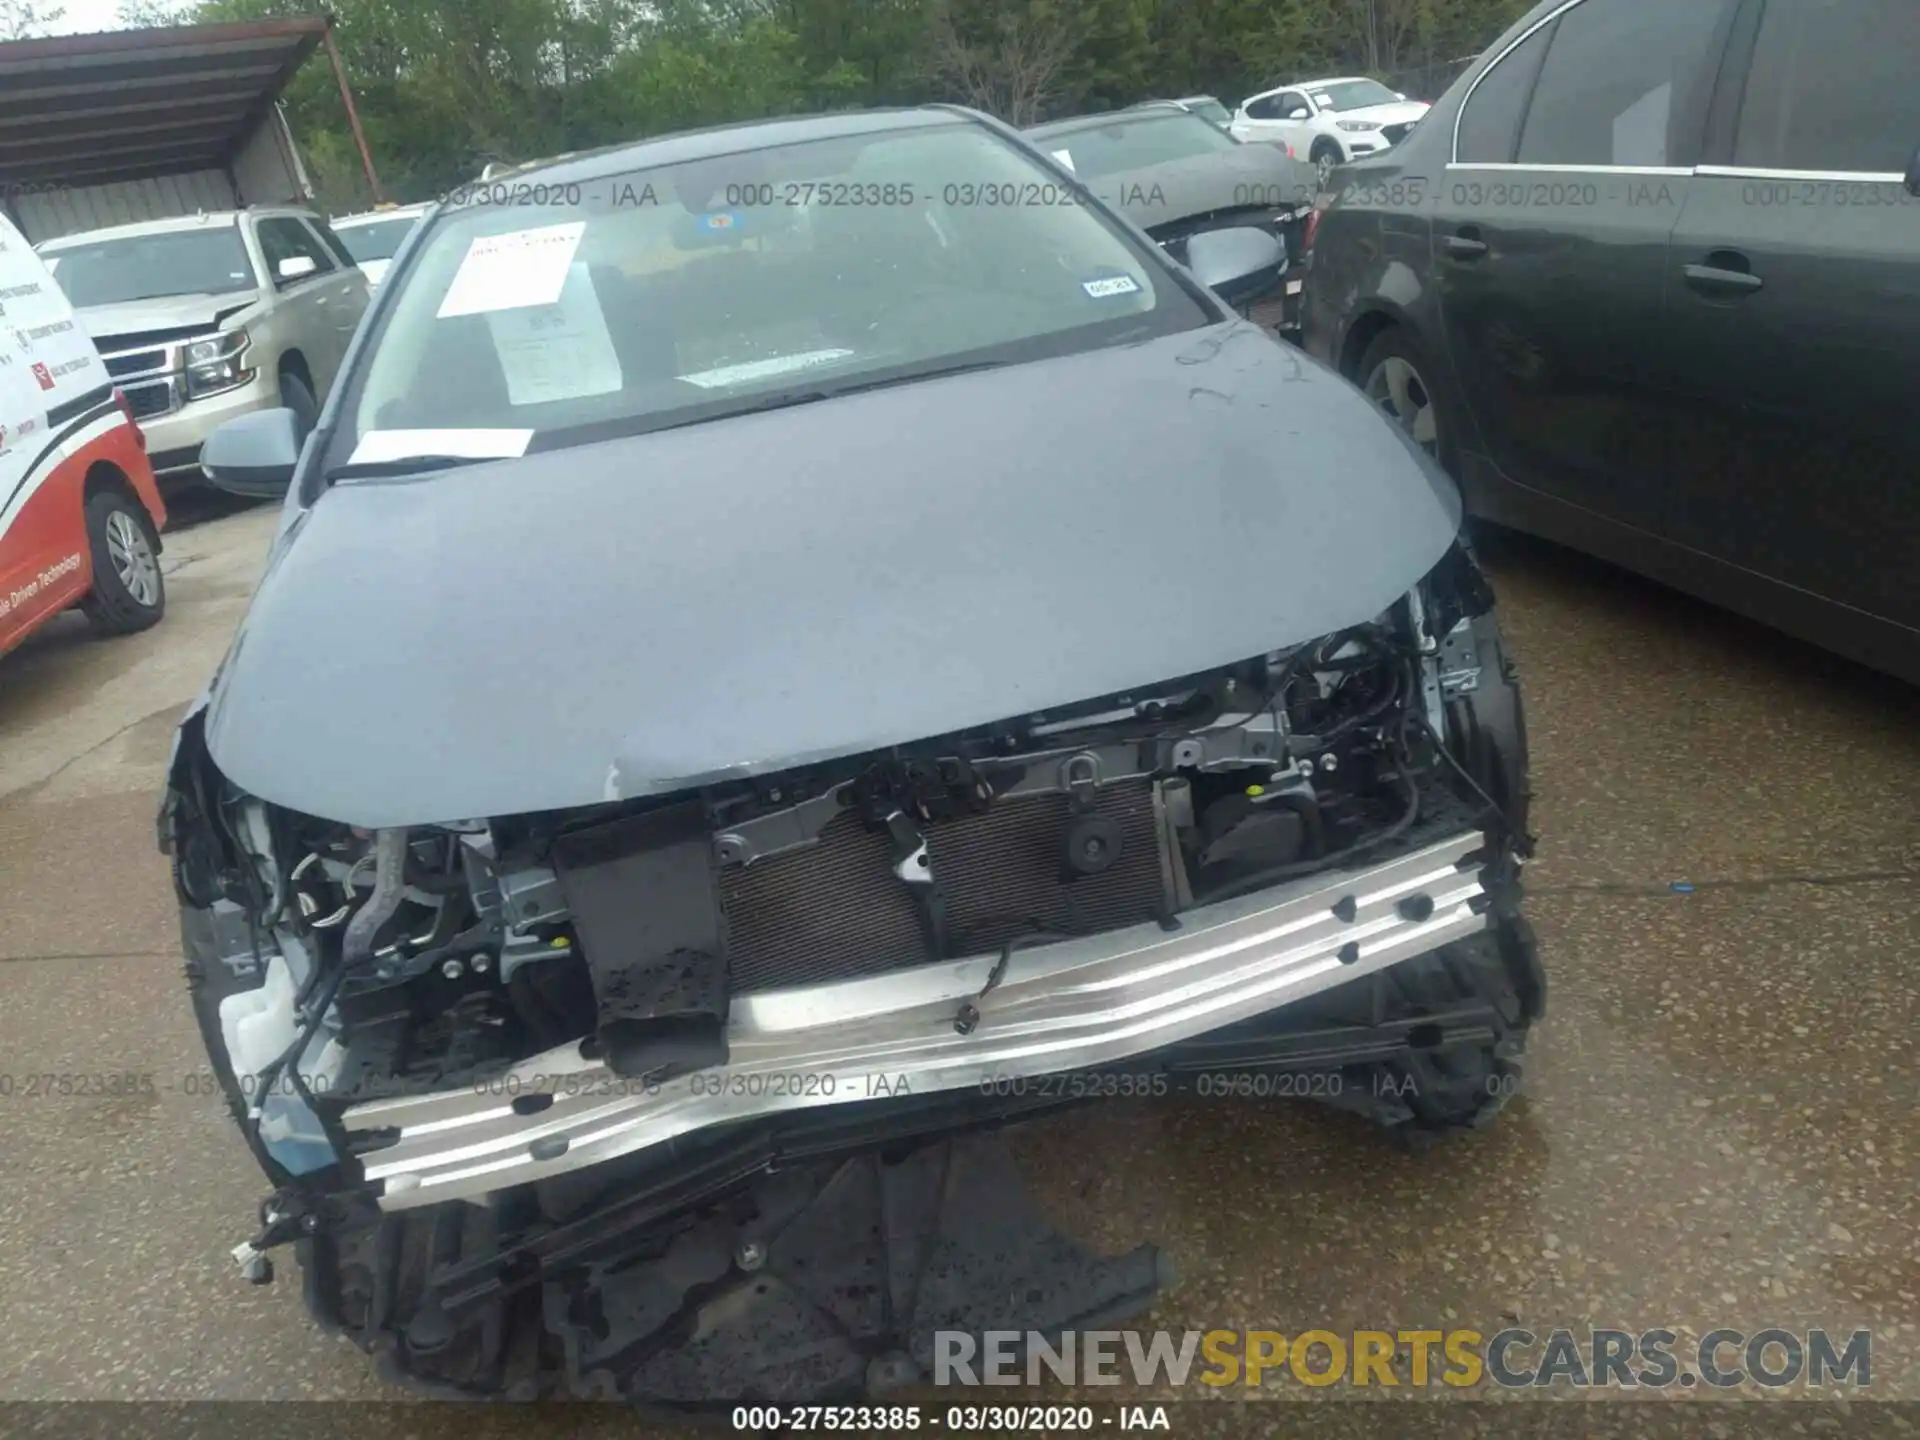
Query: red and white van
0,211,167,660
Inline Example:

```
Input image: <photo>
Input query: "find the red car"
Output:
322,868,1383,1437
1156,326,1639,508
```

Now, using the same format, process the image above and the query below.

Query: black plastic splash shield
548,1134,1165,1404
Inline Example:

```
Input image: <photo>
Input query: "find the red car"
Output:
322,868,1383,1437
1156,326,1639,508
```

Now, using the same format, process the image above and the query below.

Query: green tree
2,0,66,38
124,0,1532,206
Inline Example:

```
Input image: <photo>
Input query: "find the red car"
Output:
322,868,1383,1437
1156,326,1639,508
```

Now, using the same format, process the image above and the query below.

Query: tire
79,488,165,636
1373,912,1543,1148
1290,909,1544,1150
1311,138,1344,186
1356,325,1456,472
280,369,319,443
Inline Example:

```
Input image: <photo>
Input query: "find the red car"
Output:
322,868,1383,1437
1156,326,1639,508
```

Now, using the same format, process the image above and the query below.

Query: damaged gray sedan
161,106,1540,1403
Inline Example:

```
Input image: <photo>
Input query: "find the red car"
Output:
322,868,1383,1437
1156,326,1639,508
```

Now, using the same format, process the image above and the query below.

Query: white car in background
331,202,432,287
1230,77,1430,182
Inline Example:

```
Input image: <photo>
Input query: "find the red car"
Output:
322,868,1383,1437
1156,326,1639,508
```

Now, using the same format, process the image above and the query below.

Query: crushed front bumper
347,829,1492,1208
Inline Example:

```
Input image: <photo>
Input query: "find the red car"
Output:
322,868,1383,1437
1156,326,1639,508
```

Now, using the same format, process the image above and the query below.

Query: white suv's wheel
1311,139,1344,186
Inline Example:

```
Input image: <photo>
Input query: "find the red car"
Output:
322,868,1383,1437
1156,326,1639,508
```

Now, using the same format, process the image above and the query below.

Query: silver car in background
330,202,433,288
37,208,369,488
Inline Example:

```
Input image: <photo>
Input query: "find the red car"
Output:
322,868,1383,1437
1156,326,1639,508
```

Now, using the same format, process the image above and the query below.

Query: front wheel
80,489,165,636
1311,139,1344,187
280,370,319,444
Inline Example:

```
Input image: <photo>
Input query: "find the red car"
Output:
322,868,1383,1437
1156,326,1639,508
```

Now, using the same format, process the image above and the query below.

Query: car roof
332,204,433,228
36,211,236,248
1241,76,1375,103
36,206,322,249
1027,104,1197,138
489,107,985,189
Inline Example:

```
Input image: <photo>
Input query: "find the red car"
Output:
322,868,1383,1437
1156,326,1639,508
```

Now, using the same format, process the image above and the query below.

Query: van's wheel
80,489,165,636
1358,326,1452,467
280,369,318,443
1311,139,1344,187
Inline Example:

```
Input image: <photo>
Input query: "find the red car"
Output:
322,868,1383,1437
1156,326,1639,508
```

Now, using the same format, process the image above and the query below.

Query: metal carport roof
0,15,331,188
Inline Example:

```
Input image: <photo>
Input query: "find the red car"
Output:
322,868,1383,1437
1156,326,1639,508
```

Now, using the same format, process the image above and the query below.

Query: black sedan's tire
1356,325,1457,472
80,488,165,636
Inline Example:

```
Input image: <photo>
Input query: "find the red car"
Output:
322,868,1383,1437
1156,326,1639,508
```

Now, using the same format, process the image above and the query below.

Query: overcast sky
46,0,155,35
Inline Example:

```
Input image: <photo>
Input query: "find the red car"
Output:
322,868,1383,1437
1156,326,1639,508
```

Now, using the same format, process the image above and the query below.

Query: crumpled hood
72,292,258,344
204,323,1461,828
1090,146,1322,231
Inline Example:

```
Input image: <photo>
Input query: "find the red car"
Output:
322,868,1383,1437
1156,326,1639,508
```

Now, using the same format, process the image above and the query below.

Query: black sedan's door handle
1684,254,1764,297
1445,228,1490,260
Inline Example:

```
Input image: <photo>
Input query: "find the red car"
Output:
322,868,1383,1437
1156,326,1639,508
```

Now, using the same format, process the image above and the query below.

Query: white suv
1230,77,1431,182
37,208,369,489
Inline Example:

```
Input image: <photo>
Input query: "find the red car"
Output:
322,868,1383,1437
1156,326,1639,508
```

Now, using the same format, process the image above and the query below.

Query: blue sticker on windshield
700,211,742,233
1082,274,1141,298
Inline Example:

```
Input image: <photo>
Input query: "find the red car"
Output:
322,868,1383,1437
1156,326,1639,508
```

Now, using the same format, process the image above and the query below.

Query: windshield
1306,79,1402,113
40,226,256,306
1185,99,1233,127
1032,112,1240,179
336,216,420,263
330,121,1206,468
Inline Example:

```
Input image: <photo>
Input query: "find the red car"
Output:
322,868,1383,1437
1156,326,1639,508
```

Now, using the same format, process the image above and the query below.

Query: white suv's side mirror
1288,108,1311,121
276,255,318,282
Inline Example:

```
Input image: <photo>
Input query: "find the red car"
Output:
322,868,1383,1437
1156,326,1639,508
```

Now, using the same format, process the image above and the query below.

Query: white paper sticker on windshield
486,263,623,407
678,348,856,390
437,222,584,319
1050,149,1076,171
348,429,533,463
1081,275,1140,298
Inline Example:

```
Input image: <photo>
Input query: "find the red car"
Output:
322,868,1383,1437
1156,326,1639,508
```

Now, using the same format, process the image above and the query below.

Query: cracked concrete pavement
0,500,1914,1417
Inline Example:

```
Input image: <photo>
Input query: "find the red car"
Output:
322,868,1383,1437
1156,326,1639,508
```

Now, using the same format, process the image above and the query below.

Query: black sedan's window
1516,0,1729,167
1733,0,1920,174
1456,23,1551,164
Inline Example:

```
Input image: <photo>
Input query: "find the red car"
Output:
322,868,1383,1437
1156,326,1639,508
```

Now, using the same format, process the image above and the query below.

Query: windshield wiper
325,454,502,481
704,358,1012,424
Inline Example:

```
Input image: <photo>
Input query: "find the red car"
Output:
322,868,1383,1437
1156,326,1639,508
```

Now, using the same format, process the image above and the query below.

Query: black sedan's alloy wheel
1359,328,1443,460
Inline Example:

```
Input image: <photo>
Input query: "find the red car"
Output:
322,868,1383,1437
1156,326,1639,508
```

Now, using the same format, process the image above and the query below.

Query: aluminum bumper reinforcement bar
346,830,1491,1208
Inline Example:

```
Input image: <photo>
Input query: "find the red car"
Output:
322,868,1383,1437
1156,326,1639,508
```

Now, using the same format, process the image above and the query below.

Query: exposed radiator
721,781,1168,993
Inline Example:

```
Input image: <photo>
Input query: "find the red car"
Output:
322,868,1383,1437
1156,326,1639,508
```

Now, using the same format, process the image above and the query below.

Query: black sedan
1303,0,1920,684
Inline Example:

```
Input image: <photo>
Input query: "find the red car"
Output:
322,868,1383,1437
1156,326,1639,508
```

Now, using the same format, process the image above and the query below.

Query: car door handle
1445,230,1489,260
1684,257,1763,297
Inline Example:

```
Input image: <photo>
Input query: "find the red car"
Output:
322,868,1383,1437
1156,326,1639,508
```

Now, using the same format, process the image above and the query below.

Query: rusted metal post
322,25,384,205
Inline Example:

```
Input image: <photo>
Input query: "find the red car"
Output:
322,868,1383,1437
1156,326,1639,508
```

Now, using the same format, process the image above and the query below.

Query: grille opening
720,781,1166,993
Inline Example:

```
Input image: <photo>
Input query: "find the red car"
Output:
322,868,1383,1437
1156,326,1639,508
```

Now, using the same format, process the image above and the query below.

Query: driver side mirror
201,407,302,497
1287,108,1311,121
1184,225,1287,306
276,254,318,283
